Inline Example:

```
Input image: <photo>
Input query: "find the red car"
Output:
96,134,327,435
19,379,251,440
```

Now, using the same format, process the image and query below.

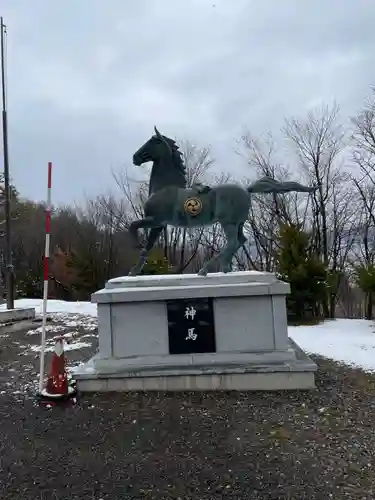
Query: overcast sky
2,0,374,205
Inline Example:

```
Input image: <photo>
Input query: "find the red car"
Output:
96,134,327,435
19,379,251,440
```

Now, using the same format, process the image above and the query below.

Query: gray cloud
2,0,375,204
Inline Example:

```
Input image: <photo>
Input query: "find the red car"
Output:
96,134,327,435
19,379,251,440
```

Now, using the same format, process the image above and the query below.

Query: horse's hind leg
197,223,240,276
128,226,164,276
221,222,247,273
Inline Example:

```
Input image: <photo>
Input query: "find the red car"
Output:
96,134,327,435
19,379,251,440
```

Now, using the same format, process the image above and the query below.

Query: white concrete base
0,307,36,324
92,347,298,374
74,339,317,392
77,371,315,392
40,386,76,399
84,272,317,392
92,271,292,361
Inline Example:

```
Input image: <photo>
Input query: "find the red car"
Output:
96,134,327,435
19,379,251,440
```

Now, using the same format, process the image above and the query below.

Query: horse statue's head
133,127,186,192
133,126,176,165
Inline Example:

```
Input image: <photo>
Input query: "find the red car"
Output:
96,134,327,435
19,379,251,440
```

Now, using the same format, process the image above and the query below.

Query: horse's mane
162,136,186,180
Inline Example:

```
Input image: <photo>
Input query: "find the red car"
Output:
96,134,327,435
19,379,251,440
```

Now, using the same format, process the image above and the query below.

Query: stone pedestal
74,271,317,391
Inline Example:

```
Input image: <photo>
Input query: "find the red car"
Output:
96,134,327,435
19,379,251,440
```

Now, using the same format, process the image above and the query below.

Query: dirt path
1,314,375,499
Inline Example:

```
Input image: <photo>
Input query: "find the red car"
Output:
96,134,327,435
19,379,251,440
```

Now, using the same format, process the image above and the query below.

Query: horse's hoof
197,268,207,277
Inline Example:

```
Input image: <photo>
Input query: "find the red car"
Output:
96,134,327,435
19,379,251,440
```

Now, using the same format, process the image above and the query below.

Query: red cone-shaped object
45,337,69,396
39,337,76,403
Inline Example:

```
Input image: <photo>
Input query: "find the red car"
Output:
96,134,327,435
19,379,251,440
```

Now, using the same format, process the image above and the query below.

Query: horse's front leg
128,225,164,276
128,216,157,249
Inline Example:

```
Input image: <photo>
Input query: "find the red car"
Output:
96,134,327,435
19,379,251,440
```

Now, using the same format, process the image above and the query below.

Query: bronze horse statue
129,127,315,276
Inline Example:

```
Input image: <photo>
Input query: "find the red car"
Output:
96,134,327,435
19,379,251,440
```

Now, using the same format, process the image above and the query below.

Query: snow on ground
70,356,96,375
0,299,98,355
0,299,99,400
6,300,100,357
25,314,98,336
0,298,97,317
28,340,92,354
3,298,375,376
289,319,375,373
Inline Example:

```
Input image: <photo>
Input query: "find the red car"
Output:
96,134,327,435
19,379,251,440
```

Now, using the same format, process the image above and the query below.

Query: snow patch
26,324,66,336
289,319,375,373
26,311,98,336
28,341,92,353
0,298,97,317
70,357,96,375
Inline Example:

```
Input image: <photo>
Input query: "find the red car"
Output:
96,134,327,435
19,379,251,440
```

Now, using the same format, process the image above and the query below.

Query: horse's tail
247,176,316,194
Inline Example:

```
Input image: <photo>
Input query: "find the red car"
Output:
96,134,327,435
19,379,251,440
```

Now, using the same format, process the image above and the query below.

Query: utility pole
0,17,14,309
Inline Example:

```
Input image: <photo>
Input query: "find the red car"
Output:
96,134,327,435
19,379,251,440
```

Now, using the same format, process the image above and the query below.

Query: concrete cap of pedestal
92,271,290,304
105,270,278,290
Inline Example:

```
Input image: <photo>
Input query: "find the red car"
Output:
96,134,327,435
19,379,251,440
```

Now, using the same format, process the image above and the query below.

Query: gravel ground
1,316,375,499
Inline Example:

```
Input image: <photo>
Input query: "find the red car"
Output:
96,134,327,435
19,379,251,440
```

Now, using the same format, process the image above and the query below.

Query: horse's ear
154,126,162,137
154,126,172,156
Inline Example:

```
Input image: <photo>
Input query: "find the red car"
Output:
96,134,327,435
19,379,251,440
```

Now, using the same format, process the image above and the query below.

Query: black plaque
167,298,216,355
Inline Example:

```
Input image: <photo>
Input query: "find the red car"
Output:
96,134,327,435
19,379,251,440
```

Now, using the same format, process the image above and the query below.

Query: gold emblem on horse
184,197,203,216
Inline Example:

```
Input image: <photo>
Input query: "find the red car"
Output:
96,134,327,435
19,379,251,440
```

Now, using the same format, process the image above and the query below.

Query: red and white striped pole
38,161,52,394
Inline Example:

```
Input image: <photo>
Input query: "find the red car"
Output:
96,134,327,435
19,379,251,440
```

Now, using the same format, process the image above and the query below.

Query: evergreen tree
66,249,103,299
141,248,171,275
354,264,375,320
277,223,327,321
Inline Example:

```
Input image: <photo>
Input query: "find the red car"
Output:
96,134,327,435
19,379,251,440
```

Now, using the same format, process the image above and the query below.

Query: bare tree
283,103,351,317
11,200,46,296
348,182,375,318
238,132,312,271
111,168,148,223
179,139,215,186
326,179,359,315
352,88,375,185
350,90,375,318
